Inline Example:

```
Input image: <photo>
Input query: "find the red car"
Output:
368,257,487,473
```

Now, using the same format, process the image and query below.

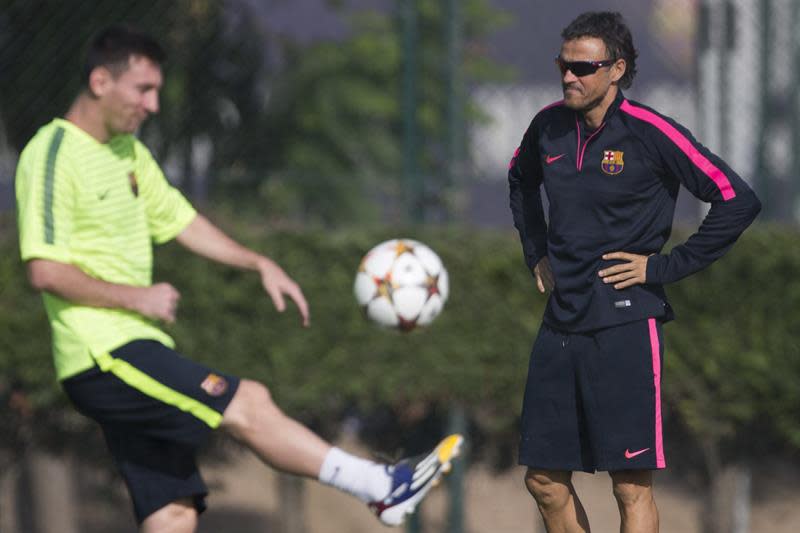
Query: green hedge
664,226,800,455
1,216,799,461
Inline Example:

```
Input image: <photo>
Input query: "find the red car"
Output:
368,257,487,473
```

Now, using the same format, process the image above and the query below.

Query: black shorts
61,340,240,524
518,318,665,472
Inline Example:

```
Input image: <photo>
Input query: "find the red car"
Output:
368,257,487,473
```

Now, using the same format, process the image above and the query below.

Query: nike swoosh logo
545,154,565,165
624,448,650,459
97,190,110,200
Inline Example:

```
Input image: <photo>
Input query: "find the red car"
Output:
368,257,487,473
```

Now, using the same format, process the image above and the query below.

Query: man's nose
144,92,159,114
562,69,579,84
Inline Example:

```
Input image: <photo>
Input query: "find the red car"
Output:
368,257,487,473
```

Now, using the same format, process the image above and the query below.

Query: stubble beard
563,85,609,119
563,86,600,110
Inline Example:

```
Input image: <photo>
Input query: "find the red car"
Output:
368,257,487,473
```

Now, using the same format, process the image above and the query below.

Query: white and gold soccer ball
354,239,449,331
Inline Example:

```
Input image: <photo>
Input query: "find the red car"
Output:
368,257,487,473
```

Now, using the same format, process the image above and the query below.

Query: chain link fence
1,0,278,212
469,0,799,227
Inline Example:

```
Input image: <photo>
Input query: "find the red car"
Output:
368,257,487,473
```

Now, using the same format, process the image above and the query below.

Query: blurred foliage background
1,0,799,532
1,219,799,532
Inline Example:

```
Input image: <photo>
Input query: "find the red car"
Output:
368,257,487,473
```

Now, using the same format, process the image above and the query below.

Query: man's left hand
257,258,310,327
598,252,651,289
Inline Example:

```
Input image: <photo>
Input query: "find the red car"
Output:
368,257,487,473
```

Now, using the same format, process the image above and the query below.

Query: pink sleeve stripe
648,318,666,469
508,146,520,170
508,102,563,169
620,100,736,201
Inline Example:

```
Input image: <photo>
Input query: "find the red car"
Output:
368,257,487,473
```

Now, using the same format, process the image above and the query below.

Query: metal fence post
402,0,421,224
791,0,800,223
447,405,467,533
402,0,422,527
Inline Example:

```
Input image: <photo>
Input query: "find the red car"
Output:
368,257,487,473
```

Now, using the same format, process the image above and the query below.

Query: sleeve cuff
20,244,72,264
646,253,667,284
527,250,548,271
152,207,197,245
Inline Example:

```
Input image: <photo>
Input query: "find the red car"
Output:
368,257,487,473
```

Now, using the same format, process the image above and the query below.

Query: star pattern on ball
427,275,440,296
354,239,448,332
375,273,394,300
394,241,414,257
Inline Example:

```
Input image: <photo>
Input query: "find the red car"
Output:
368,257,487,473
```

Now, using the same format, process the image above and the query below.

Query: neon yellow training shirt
16,118,197,380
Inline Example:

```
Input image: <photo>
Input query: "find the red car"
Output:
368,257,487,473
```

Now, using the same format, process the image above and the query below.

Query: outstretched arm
175,214,310,326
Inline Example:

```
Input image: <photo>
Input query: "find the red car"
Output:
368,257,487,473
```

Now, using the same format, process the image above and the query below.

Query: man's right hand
533,257,555,294
132,283,181,323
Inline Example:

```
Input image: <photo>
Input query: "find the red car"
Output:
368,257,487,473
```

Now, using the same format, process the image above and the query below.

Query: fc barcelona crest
128,171,139,197
601,150,624,175
200,373,228,396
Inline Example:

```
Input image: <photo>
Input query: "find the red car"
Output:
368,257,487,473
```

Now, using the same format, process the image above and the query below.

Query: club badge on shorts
601,150,624,175
201,373,228,396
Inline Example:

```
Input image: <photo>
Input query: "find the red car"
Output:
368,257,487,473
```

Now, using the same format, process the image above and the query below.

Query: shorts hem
598,463,667,472
517,459,595,474
135,490,208,525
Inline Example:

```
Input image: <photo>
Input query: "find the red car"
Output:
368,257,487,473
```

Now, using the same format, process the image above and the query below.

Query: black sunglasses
555,57,615,77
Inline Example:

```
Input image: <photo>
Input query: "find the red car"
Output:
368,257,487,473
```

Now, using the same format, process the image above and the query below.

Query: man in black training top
508,11,760,533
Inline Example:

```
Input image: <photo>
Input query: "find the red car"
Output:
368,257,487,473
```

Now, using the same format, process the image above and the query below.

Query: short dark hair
561,12,638,89
82,26,166,86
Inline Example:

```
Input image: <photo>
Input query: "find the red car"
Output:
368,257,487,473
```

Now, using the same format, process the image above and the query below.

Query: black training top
508,90,761,332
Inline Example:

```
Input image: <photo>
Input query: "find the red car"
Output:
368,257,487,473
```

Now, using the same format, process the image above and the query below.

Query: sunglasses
555,57,615,77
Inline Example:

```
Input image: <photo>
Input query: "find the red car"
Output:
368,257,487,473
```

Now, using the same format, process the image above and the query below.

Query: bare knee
610,470,654,509
140,499,197,533
221,379,281,438
524,469,573,511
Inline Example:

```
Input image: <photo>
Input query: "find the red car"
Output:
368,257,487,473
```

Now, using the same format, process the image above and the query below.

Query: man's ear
610,59,627,84
88,66,113,98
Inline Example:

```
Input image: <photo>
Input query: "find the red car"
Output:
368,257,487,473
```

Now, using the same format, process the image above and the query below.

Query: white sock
318,447,392,503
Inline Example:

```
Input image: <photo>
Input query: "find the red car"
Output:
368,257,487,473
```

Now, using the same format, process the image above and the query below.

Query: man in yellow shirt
16,26,462,532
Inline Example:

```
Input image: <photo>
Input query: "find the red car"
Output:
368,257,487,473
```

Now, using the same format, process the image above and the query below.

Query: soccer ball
354,239,449,331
